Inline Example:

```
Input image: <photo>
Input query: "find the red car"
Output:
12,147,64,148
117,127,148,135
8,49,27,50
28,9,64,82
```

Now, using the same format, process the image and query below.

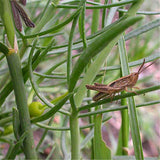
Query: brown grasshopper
86,59,157,101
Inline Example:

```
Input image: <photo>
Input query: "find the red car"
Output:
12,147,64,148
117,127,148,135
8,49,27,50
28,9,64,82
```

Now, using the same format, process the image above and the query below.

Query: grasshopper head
129,72,139,87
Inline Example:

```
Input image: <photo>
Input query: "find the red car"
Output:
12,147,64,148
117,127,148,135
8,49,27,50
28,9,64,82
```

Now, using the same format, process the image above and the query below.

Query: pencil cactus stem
70,112,80,160
6,52,37,159
0,0,15,48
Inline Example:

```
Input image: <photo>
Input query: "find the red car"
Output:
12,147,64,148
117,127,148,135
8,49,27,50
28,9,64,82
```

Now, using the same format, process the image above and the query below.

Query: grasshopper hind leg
133,86,140,90
125,87,138,95
93,92,108,101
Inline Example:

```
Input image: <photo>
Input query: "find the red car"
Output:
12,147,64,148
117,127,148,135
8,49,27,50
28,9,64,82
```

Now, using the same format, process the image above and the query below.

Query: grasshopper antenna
139,59,158,74
138,59,145,73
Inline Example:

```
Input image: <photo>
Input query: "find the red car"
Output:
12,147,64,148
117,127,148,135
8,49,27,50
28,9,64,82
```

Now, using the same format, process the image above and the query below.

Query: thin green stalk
0,54,5,61
102,53,160,71
118,37,129,155
70,111,80,160
91,0,100,34
0,116,12,126
0,0,15,47
0,111,12,119
36,93,70,150
118,11,144,159
36,116,111,131
28,39,58,109
117,5,129,154
125,18,160,41
36,116,55,150
0,72,10,90
19,39,28,59
121,101,129,154
37,0,52,23
118,9,160,15
69,95,80,160
78,100,160,117
67,15,79,84
5,132,27,159
102,0,109,28
12,107,20,141
67,4,83,160
46,144,56,160
61,116,69,159
90,0,100,158
6,52,37,159
30,0,59,36
79,0,87,48
105,0,118,26
56,0,135,9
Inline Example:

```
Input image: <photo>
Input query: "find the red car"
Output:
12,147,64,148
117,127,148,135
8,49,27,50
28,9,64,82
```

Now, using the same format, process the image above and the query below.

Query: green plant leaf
12,107,20,140
125,18,160,41
0,42,9,55
94,114,111,159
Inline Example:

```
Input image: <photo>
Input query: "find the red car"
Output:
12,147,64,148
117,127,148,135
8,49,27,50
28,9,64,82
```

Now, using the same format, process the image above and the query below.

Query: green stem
78,100,160,118
67,15,79,84
121,101,129,154
70,111,80,160
0,0,15,47
79,0,87,48
69,95,80,159
36,116,55,150
118,1,144,159
118,35,129,155
91,0,100,158
56,0,135,9
0,116,12,126
102,0,109,28
6,52,37,159
91,0,100,34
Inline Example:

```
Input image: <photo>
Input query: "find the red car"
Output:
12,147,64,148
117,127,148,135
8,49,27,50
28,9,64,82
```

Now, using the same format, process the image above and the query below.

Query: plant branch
6,52,37,159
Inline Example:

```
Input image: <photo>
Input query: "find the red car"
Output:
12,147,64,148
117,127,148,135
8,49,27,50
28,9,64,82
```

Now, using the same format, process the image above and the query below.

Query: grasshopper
86,59,157,101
